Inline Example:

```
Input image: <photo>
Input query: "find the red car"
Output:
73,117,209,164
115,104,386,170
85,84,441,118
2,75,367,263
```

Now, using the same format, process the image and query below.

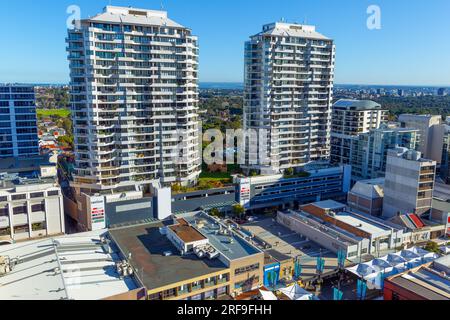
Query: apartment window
13,205,27,215
0,196,7,202
12,194,26,201
235,263,260,276
0,206,8,216
31,203,45,213
30,192,44,199
47,191,59,197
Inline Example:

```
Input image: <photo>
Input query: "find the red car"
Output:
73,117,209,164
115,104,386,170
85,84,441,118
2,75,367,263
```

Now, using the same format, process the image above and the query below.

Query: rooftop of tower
257,22,331,40
333,99,383,111
83,6,185,28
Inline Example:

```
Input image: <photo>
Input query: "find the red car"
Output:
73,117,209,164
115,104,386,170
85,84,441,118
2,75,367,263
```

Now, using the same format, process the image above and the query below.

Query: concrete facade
383,148,436,218
0,178,65,243
399,114,443,163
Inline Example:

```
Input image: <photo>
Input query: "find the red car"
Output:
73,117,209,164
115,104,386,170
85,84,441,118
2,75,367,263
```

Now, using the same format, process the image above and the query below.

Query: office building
0,84,39,158
67,6,201,197
243,22,335,175
341,124,419,181
331,99,387,165
109,212,264,300
383,148,436,218
399,114,443,163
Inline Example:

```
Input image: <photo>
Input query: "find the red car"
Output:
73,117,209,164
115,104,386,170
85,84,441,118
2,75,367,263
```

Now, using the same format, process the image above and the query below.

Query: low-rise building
431,198,450,237
0,175,65,243
66,164,351,231
384,255,450,300
109,212,265,300
235,164,352,211
263,250,295,287
277,200,406,260
347,178,385,217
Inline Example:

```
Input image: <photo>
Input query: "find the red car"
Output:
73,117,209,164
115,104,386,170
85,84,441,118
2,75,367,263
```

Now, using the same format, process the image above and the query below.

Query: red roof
409,214,425,229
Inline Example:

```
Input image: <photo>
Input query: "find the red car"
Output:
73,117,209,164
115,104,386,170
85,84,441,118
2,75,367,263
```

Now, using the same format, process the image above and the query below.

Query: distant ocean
200,82,244,90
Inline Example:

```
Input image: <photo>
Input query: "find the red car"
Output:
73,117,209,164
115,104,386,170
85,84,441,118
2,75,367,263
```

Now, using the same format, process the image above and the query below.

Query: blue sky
1,0,450,85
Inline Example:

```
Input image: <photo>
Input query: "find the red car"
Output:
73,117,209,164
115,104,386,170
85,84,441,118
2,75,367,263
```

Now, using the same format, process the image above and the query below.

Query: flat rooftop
169,218,207,243
0,230,138,300
109,222,228,291
333,212,392,237
311,200,347,212
182,213,262,261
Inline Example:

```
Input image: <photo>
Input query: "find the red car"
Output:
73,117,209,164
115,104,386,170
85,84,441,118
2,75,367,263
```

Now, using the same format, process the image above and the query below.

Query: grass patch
37,109,71,118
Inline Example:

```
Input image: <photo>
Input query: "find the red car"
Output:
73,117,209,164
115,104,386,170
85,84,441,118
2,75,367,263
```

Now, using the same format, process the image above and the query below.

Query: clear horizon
2,0,450,86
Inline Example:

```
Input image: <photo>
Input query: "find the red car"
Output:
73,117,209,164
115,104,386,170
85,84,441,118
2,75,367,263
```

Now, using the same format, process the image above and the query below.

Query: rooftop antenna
161,1,165,10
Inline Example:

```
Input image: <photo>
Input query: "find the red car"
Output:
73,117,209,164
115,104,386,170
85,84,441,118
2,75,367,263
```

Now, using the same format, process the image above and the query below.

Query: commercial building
235,163,351,211
0,151,62,243
67,6,201,198
66,163,351,231
0,175,65,243
263,250,295,287
399,114,443,163
383,148,436,218
384,255,450,300
331,99,387,165
0,230,144,300
347,178,385,217
431,198,450,237
109,212,264,300
242,22,335,175
277,200,405,260
349,177,448,241
0,84,39,158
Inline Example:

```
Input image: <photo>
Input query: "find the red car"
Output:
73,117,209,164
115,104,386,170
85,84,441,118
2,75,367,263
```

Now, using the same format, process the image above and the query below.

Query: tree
285,168,294,177
424,241,440,254
232,204,245,219
210,208,221,218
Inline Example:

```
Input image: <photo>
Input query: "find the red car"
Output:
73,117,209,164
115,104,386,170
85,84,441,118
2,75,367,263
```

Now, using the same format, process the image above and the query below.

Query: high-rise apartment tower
243,22,335,175
67,6,201,196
